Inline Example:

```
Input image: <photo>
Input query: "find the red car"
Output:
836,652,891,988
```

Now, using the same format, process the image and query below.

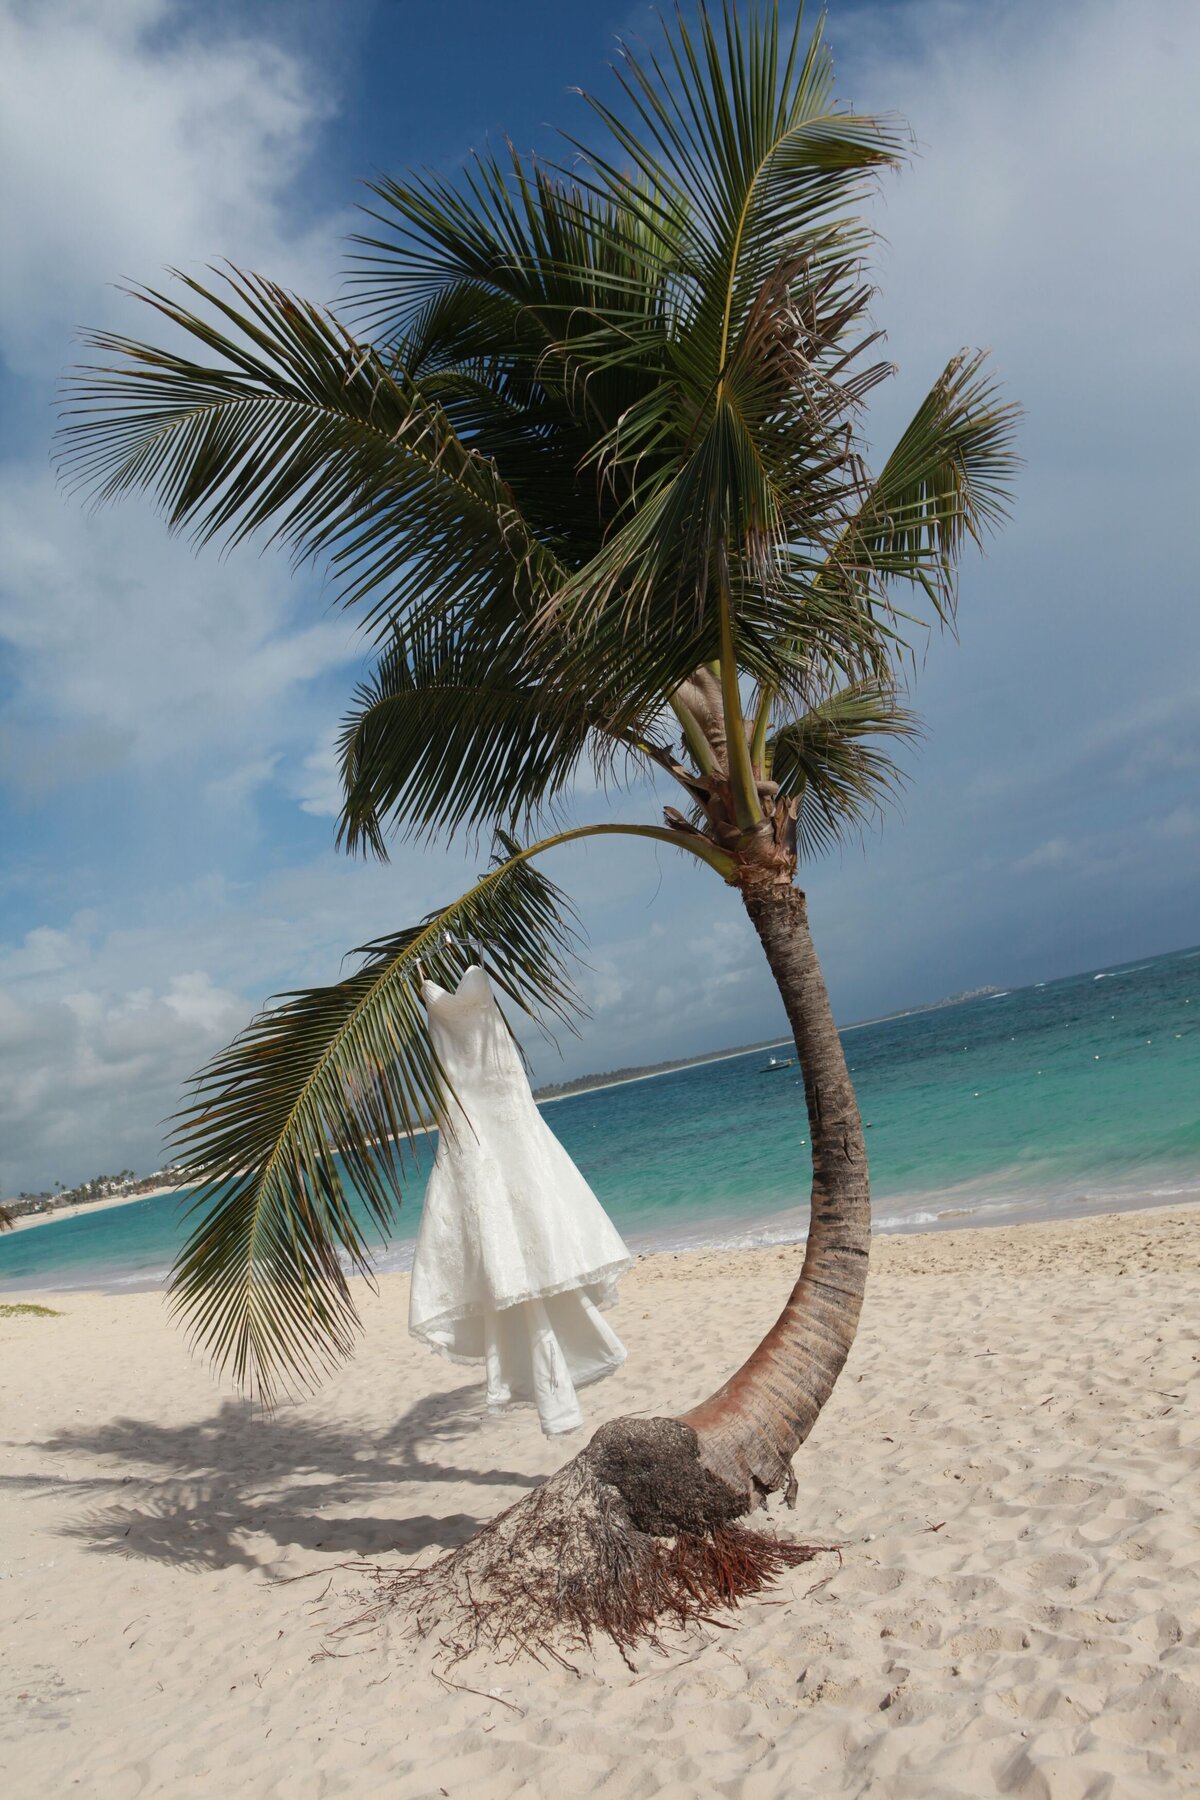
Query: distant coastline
841,985,1006,1034
532,1035,793,1102
533,984,1008,1097
5,1183,185,1234
3,1037,797,1230
1,983,1016,1228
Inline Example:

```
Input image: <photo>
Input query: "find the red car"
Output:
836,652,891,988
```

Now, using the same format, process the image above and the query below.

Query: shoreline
5,1195,1200,1297
8,938,1196,1249
5,1182,186,1233
536,1035,793,1105
1,1040,797,1238
6,1191,1199,1301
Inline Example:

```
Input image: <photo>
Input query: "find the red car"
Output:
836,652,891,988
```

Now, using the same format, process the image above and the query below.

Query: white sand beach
2,1205,1198,1797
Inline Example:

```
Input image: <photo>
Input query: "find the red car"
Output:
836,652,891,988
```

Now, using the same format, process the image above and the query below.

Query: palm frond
337,624,636,854
768,679,921,859
351,148,683,511
568,4,905,394
835,350,1022,628
168,846,582,1404
350,9,913,677
353,146,678,348
58,266,567,640
535,523,903,745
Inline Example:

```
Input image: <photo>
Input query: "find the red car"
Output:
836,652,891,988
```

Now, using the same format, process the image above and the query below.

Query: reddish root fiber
368,1446,828,1668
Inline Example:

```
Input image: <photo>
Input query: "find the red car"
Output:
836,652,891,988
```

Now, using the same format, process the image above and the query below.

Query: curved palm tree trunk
383,865,871,1657
680,869,870,1509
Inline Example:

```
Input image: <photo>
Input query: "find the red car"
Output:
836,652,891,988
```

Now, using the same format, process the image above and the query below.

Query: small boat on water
761,1053,796,1072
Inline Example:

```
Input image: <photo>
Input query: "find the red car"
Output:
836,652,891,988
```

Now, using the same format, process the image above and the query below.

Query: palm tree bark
680,866,870,1509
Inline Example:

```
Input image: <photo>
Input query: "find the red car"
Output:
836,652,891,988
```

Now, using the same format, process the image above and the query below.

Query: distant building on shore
2,1165,185,1221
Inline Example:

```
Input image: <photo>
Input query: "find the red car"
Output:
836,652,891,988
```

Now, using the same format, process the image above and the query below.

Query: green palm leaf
768,679,920,859
59,266,568,642
168,846,583,1403
336,624,637,854
569,4,904,377
836,350,1022,625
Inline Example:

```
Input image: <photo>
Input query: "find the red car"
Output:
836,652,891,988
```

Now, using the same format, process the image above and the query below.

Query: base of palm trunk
374,1417,825,1665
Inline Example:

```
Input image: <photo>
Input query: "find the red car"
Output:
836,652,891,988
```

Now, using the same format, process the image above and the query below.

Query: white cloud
1155,805,1199,842
0,0,341,377
0,972,248,1191
0,469,361,786
847,0,1200,444
203,755,283,824
1010,812,1190,894
0,0,362,791
964,690,1200,809
0,852,453,1193
161,970,247,1032
295,726,347,818
0,922,86,979
1012,837,1074,877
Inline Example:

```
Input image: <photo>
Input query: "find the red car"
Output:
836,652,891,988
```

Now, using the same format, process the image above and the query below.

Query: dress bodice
421,962,493,1012
422,965,528,1119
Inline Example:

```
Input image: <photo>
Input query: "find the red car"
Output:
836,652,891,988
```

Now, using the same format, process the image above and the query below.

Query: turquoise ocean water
3,944,1198,1295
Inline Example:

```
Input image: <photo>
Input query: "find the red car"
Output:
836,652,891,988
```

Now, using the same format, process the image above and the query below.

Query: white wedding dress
408,965,631,1436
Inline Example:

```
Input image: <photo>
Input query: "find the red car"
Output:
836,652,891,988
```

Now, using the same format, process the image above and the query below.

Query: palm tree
59,3,1017,1646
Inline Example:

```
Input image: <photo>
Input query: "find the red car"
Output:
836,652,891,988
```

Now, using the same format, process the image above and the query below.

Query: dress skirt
408,966,632,1436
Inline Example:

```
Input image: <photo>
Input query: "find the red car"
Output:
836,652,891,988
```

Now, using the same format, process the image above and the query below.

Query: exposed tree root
369,1420,829,1668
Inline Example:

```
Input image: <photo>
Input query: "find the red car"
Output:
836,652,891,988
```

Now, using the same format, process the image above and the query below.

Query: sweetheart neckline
422,963,488,1001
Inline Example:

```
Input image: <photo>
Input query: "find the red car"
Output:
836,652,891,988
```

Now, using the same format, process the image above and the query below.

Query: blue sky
1,0,1197,1193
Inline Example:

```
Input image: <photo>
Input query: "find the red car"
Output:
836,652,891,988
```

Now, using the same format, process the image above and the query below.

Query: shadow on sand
6,1383,540,1573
